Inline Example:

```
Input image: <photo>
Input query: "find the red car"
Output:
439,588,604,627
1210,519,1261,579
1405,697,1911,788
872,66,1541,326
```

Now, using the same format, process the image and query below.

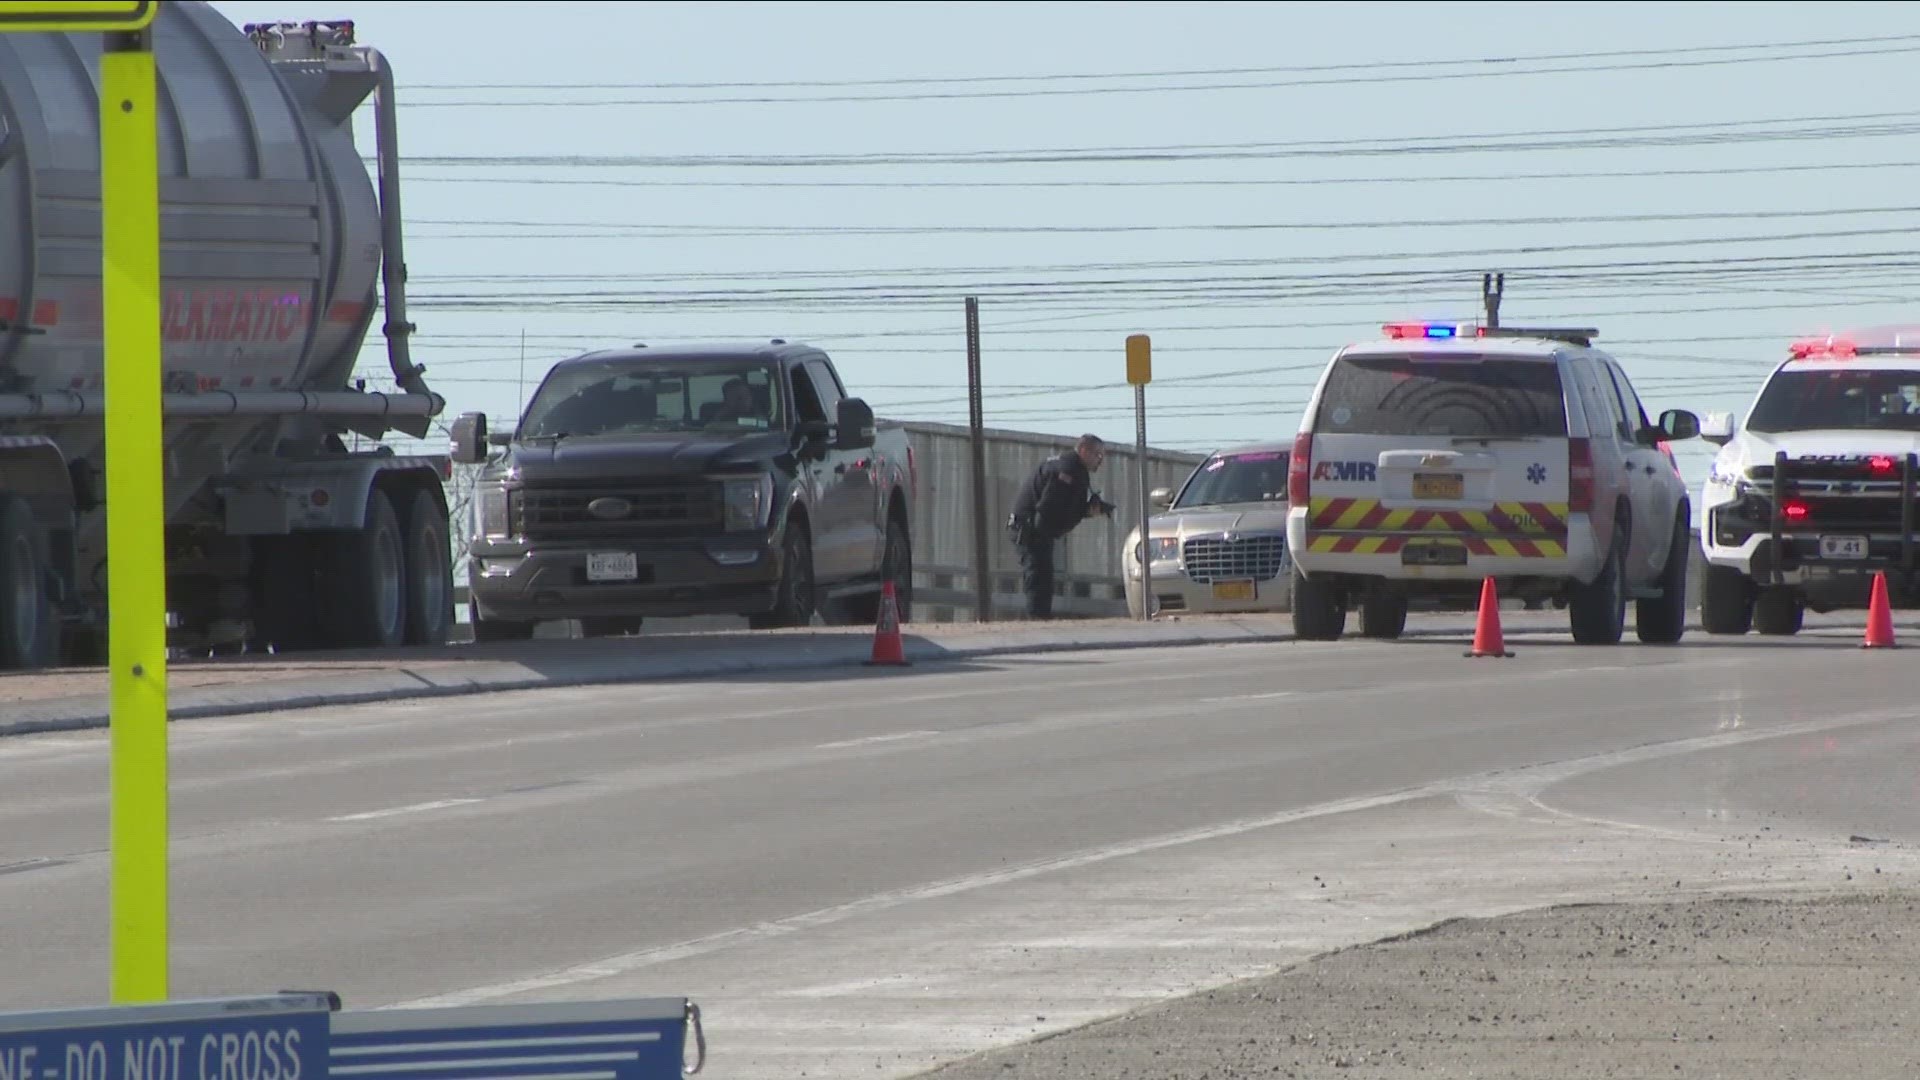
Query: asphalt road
1,622,1917,1078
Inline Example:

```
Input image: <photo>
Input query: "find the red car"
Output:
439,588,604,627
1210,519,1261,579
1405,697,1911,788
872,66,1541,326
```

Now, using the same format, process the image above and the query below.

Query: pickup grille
1183,534,1288,583
513,481,722,538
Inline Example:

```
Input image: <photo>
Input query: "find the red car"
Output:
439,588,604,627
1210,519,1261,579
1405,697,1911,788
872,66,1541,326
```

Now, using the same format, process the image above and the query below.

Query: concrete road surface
1,622,1917,1079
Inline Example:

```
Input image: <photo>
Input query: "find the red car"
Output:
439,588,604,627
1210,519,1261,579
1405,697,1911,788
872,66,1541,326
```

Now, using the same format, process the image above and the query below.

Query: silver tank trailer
0,2,454,666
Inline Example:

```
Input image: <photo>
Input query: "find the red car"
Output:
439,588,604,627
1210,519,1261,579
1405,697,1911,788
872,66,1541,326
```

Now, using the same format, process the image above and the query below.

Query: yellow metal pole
101,24,169,1004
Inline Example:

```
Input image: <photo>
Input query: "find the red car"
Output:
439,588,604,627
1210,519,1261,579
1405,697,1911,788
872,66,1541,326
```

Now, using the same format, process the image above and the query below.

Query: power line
404,34,1920,92
404,203,1920,242
399,41,1920,108
392,157,1920,190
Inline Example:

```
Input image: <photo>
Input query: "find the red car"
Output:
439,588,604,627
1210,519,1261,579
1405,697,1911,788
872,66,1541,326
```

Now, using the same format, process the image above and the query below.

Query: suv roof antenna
1482,272,1505,330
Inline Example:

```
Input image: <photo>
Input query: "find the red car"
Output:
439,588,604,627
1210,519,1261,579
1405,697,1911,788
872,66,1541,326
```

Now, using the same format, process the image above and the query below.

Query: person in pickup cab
710,377,759,423
1008,434,1113,619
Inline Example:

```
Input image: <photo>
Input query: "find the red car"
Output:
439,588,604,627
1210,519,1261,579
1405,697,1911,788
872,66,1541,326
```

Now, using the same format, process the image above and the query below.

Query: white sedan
1124,442,1294,618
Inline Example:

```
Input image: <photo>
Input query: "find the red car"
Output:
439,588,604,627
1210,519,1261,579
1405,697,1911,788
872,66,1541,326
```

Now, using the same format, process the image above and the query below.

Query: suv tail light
1568,437,1595,512
1289,432,1313,503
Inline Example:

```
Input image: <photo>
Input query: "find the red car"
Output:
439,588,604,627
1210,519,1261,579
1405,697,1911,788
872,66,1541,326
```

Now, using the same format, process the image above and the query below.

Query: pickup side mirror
450,411,489,464
835,397,876,451
1698,410,1736,446
1658,408,1700,442
1150,486,1173,509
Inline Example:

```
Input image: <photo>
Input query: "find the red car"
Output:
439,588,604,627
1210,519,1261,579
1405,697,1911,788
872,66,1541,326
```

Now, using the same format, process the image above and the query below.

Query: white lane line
1199,691,1296,704
393,704,1911,1011
814,731,941,750
328,798,483,823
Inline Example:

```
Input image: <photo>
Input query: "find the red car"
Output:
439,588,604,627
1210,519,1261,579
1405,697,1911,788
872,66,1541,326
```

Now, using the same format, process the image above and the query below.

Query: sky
201,0,1920,490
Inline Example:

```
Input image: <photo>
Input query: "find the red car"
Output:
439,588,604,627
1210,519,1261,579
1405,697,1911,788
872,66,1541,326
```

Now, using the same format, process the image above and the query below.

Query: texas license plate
1413,472,1464,499
1211,579,1256,601
1818,535,1868,560
586,551,638,581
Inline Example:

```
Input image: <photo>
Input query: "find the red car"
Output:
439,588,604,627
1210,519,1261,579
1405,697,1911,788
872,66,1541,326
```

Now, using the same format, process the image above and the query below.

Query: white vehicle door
1601,358,1679,580
1567,356,1633,564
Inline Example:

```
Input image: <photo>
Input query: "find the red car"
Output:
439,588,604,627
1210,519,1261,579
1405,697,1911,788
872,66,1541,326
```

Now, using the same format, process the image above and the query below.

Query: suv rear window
1315,353,1568,438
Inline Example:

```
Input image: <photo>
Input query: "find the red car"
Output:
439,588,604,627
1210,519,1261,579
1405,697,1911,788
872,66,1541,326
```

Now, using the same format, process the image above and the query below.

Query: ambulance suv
1698,332,1920,636
1284,321,1703,645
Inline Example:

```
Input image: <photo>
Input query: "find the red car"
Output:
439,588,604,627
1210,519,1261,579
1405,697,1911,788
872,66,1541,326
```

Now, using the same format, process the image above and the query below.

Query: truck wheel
846,517,912,626
401,488,455,647
1290,566,1346,641
469,598,534,642
1359,586,1407,639
1569,517,1628,645
1635,509,1691,645
0,497,55,670
320,487,409,649
750,524,814,629
1754,586,1803,636
1700,564,1753,635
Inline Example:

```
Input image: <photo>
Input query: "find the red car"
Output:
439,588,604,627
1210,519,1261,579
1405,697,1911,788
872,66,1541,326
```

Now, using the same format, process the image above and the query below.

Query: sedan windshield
519,359,783,437
1747,368,1920,433
1175,450,1290,509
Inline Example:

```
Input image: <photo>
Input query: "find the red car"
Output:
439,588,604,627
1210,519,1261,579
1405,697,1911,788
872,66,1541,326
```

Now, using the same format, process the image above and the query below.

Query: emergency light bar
1380,322,1600,348
1786,336,1920,360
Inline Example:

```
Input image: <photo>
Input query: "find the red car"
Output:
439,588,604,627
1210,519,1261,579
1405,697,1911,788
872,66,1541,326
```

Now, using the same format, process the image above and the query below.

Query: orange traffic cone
1466,576,1514,658
864,580,911,666
1863,571,1897,649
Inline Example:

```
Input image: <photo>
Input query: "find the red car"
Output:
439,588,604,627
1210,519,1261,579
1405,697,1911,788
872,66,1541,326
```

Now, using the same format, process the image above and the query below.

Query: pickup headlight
476,485,511,539
723,474,775,532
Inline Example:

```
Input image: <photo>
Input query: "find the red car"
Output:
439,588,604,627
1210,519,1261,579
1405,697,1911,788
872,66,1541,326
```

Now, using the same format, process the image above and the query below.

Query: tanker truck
0,4,455,668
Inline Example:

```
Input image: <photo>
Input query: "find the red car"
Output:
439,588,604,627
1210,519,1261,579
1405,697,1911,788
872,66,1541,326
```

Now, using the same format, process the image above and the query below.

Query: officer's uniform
1008,451,1103,619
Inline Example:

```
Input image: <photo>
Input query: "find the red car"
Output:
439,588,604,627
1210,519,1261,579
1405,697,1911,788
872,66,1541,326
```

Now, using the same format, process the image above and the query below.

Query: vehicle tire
1635,507,1691,645
750,523,815,629
469,598,534,642
318,486,409,649
580,616,643,637
1700,564,1753,635
1359,587,1407,639
846,515,913,626
1753,586,1803,636
1290,566,1347,641
1569,516,1628,645
0,497,56,670
400,488,455,647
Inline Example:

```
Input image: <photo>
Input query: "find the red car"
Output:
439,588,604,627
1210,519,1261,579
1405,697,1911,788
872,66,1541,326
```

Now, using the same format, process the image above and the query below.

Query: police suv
1285,321,1703,645
1698,332,1920,635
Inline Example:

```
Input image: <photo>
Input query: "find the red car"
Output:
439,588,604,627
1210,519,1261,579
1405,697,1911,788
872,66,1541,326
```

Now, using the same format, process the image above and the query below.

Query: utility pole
965,297,992,622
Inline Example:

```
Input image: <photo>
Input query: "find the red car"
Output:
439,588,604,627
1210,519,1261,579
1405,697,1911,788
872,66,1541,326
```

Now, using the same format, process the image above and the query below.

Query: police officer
1008,434,1114,619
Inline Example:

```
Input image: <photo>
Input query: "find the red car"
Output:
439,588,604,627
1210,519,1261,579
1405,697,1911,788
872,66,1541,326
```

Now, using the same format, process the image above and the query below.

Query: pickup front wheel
751,524,815,629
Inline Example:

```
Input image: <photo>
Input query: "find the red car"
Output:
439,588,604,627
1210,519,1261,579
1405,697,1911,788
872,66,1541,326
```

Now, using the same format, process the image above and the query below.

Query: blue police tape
0,995,703,1080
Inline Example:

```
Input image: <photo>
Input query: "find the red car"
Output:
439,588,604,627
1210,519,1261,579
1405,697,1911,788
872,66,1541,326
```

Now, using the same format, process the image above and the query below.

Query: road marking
1199,691,1296,703
328,798,482,823
815,730,940,750
394,704,1911,1011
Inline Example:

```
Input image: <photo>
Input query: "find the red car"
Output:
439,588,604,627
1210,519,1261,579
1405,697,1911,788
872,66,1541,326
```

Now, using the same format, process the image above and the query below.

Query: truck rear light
1568,437,1594,512
1289,433,1312,503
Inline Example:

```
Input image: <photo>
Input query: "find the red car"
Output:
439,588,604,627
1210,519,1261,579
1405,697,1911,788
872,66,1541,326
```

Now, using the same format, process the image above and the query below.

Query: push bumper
467,535,782,622
1703,450,1920,593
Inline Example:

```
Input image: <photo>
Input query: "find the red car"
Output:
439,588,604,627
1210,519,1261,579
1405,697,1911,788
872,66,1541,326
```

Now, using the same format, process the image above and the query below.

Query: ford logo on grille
587,496,633,521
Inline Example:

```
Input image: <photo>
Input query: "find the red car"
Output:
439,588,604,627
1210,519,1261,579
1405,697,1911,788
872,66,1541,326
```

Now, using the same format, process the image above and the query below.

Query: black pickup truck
449,341,916,639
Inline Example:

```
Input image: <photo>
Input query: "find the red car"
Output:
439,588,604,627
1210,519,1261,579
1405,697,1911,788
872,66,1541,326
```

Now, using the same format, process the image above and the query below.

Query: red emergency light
1382,321,1477,340
1788,337,1858,359
1869,454,1898,477
1783,498,1811,522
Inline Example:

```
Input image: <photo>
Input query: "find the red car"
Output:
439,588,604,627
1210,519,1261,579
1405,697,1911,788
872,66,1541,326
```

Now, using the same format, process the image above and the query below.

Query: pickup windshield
1175,450,1290,508
1315,353,1568,438
519,359,784,438
1747,368,1920,433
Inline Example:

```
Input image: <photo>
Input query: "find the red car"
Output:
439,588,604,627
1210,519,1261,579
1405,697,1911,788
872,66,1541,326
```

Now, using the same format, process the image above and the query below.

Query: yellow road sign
0,1,155,33
1126,334,1152,386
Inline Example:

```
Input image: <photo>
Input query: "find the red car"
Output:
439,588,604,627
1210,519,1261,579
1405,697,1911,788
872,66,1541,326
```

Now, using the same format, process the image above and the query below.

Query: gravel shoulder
915,889,1920,1080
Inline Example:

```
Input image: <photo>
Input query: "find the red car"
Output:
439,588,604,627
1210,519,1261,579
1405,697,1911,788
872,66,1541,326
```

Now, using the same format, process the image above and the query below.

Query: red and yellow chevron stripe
1308,496,1568,535
1305,533,1568,557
